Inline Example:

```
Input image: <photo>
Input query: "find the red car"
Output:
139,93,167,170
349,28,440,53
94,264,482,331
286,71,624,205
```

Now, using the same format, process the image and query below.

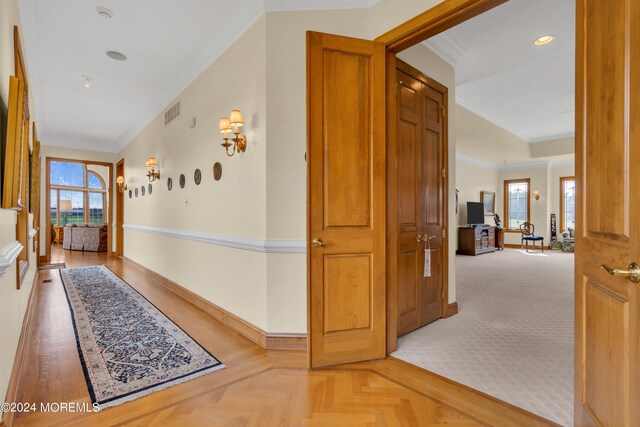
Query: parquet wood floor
9,248,556,426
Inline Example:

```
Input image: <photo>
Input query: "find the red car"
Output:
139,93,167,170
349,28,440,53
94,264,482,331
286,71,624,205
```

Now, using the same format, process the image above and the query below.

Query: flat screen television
467,201,485,225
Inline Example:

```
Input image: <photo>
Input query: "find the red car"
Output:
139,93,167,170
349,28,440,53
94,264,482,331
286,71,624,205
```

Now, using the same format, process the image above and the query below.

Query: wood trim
559,176,575,232
503,178,531,232
122,257,307,351
444,302,458,318
115,158,124,258
2,272,38,427
45,157,114,261
374,0,507,52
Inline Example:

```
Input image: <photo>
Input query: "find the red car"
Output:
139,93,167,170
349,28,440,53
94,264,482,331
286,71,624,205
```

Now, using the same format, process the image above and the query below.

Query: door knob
312,238,326,247
416,235,424,242
600,262,640,283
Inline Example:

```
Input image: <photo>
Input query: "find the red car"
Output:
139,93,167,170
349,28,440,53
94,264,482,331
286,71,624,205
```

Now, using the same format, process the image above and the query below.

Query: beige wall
0,0,38,406
116,1,461,334
119,16,271,331
455,160,499,229
39,145,117,255
396,43,458,302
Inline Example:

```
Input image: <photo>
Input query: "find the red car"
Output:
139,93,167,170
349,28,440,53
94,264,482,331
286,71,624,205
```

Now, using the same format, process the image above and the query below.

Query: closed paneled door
396,61,447,336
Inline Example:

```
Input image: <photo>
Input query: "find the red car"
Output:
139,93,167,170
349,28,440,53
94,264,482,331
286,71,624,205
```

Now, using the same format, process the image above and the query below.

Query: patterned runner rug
60,265,224,409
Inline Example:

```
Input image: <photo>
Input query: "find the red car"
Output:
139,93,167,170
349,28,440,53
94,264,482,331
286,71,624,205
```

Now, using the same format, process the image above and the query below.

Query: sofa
62,223,108,252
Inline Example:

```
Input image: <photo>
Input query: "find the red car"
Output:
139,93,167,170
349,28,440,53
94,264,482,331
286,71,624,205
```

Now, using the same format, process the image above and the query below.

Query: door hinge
441,106,447,118
441,289,446,298
442,229,446,239
441,168,446,178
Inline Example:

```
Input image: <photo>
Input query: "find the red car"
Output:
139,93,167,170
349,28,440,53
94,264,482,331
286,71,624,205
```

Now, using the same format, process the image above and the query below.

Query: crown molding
265,0,379,11
528,132,575,143
549,159,575,169
422,33,466,67
456,154,499,171
123,224,305,254
498,160,551,171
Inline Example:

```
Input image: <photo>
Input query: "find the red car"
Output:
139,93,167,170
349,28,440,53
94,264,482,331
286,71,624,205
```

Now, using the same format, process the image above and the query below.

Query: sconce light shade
229,110,244,128
116,175,128,193
219,117,232,134
146,157,157,170
218,109,248,157
116,176,124,185
145,157,160,182
533,190,540,201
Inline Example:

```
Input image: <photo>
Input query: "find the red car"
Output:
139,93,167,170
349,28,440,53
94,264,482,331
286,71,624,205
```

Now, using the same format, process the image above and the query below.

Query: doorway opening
388,1,576,425
45,157,113,266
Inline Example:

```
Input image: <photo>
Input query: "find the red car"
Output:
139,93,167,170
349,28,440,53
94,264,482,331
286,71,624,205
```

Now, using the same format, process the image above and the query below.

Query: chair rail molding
123,224,306,254
0,241,24,277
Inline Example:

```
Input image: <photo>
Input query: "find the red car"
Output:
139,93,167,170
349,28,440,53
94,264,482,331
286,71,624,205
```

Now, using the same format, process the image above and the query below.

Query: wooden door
116,159,124,258
396,62,446,336
574,0,639,425
307,31,386,368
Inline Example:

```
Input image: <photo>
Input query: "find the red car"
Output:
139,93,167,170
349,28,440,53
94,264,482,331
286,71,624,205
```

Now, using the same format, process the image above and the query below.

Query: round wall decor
179,174,186,188
213,162,222,181
135,188,139,197
194,169,202,185
129,189,132,199
167,177,173,191
148,183,153,195
141,185,145,196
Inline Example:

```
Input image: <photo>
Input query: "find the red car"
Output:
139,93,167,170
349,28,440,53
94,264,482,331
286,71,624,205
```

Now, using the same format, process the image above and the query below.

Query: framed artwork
481,191,495,215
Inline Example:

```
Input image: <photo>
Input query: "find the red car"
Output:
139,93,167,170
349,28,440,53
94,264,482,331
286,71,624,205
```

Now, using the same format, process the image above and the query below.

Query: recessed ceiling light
96,7,113,18
533,35,555,46
81,75,94,88
106,51,127,61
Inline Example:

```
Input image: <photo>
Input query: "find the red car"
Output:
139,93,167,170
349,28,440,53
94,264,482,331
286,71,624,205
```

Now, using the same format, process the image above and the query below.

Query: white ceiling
425,0,575,143
20,0,380,153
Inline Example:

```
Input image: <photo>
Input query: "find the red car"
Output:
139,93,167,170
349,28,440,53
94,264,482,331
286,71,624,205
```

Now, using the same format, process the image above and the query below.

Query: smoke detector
96,7,113,18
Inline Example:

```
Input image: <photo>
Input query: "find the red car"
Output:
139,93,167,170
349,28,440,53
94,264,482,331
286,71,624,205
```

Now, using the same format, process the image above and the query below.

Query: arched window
50,162,108,225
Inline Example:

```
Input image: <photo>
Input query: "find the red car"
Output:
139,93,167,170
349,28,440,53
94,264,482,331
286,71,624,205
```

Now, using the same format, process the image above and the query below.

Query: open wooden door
575,0,639,425
307,32,386,367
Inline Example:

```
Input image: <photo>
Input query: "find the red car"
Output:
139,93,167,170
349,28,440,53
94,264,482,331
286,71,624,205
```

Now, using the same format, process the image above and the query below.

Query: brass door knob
416,235,424,242
600,262,640,283
312,238,326,248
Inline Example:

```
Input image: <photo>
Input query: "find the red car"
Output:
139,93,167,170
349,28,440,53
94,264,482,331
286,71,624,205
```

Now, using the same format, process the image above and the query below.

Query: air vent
165,101,181,126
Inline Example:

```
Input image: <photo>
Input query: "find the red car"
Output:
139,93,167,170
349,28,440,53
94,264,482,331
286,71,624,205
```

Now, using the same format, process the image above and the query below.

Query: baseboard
504,243,550,250
38,255,47,264
445,302,458,318
122,257,307,351
3,272,38,427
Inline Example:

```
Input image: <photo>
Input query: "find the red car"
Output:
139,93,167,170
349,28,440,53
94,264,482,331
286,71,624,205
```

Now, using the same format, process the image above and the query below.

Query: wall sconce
145,157,161,182
533,190,540,201
116,175,128,193
219,109,247,157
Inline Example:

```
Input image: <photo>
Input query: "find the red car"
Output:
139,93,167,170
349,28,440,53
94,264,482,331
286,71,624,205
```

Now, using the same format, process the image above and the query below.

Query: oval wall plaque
129,189,132,199
194,169,202,185
179,174,186,188
141,185,145,196
167,177,173,191
148,183,153,195
135,188,138,197
213,162,222,181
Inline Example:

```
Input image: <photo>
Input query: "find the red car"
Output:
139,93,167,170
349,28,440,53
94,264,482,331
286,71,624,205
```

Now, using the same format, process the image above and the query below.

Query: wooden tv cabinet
457,226,495,255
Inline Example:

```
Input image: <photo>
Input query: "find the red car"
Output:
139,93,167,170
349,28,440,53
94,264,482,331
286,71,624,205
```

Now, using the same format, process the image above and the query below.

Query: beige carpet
392,248,574,426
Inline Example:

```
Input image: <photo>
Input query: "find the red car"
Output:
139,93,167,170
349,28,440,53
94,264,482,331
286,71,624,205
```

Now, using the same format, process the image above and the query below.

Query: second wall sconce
219,109,247,157
116,175,128,193
533,190,540,201
146,157,161,182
